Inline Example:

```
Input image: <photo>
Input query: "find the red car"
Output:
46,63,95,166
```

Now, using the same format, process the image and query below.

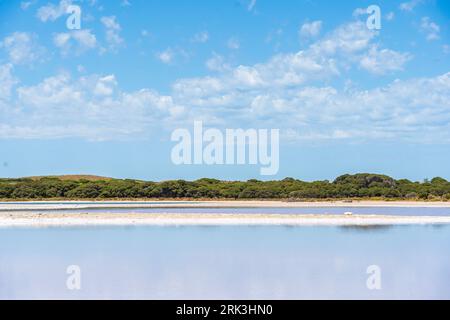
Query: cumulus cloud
0,32,46,65
157,48,174,64
352,7,367,18
192,31,209,43
175,72,450,143
0,64,18,99
165,22,425,141
93,74,117,96
36,0,72,22
53,29,97,55
399,0,423,12
1,71,184,140
156,47,189,65
299,21,322,39
385,12,395,21
309,21,376,55
2,70,449,143
101,16,124,52
174,21,384,98
206,53,230,72
20,1,36,10
360,46,411,75
227,37,240,50
420,17,440,41
3,20,444,144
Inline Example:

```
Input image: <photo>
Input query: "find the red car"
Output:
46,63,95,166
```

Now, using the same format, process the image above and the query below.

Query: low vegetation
1,173,450,201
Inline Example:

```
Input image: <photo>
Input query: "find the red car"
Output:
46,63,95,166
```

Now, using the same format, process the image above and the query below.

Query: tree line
1,174,450,200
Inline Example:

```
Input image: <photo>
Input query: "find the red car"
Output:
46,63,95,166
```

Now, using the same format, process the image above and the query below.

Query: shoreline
1,212,450,228
1,200,450,211
1,200,449,228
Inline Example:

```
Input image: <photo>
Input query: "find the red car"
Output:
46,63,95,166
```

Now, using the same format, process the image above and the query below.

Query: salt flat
1,212,450,228
1,200,450,211
1,201,450,228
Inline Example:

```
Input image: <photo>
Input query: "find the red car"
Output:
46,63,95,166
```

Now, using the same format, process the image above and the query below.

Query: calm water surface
2,205,450,216
0,201,200,206
0,224,449,299
72,206,450,216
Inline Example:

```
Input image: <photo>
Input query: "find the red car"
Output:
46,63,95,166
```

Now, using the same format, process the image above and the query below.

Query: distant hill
27,175,115,181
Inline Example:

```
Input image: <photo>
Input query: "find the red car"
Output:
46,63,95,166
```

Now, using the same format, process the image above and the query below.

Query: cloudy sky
0,0,449,181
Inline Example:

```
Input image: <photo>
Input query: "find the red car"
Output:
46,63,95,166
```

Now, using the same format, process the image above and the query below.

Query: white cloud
53,33,71,48
227,37,240,50
157,48,174,64
2,67,449,142
352,7,366,17
53,29,97,54
166,22,422,141
73,30,97,48
385,12,395,21
176,72,450,143
0,32,45,65
420,17,440,41
2,70,449,143
354,8,394,22
36,0,72,22
20,1,36,10
174,21,404,99
360,46,411,75
94,75,117,96
299,21,322,39
101,15,121,31
399,0,423,12
309,21,375,55
206,53,230,72
192,31,209,43
4,20,443,143
0,64,18,99
101,16,124,52
1,72,183,140
156,47,189,65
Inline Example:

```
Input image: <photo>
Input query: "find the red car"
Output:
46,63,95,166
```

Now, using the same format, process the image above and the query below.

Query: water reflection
0,225,449,300
338,225,394,232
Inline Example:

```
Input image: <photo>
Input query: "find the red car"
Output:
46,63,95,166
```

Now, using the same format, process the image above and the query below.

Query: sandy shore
1,212,450,228
1,200,450,211
0,201,449,228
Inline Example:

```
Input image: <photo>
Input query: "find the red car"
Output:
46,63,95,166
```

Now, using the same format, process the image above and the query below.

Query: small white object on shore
344,211,353,216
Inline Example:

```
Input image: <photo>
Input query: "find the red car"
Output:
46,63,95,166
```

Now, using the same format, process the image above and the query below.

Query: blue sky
0,0,449,181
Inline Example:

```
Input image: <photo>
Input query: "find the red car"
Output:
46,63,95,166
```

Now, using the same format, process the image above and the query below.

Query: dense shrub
0,173,449,200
